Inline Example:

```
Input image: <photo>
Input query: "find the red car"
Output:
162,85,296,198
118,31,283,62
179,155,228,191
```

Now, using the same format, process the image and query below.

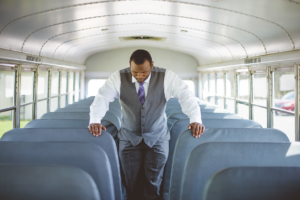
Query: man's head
129,49,154,83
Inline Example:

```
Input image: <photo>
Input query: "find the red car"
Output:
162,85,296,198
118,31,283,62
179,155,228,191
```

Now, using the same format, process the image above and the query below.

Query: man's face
130,60,154,83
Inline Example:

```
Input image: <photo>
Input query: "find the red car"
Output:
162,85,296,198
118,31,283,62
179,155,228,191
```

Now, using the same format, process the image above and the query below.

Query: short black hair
129,49,152,65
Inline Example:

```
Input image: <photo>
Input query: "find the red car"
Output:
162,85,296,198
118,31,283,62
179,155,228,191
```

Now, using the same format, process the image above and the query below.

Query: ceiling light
101,29,108,31
180,30,188,33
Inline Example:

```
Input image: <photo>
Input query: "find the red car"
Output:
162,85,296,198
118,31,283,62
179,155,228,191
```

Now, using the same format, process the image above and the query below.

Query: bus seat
168,129,290,200
201,113,242,119
166,104,218,110
41,111,121,130
166,108,229,118
0,165,100,200
0,141,115,200
181,142,300,200
41,112,90,119
167,112,243,130
24,119,118,139
1,128,122,200
202,166,300,200
54,107,90,112
163,119,263,199
167,113,188,130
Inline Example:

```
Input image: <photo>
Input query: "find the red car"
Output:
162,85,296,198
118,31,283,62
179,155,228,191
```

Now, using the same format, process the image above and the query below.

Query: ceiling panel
0,0,299,67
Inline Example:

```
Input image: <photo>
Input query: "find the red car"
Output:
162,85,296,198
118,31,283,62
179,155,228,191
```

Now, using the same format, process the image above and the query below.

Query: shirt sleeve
89,71,120,124
164,69,202,124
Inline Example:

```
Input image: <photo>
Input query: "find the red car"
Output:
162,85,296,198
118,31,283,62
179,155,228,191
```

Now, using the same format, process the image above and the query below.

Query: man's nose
136,73,143,78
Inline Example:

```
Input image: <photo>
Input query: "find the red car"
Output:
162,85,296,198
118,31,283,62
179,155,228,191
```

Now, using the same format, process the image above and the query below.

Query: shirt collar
132,72,152,84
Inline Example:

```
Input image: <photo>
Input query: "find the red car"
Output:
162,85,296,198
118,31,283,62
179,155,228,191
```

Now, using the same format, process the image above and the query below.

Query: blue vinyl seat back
0,165,100,200
0,141,115,200
163,119,262,199
102,112,121,130
55,107,90,112
166,104,218,110
168,129,290,200
166,108,229,117
201,108,229,113
56,98,121,112
167,113,188,130
202,118,262,128
182,142,300,200
202,166,300,200
202,112,243,119
1,128,122,200
41,112,90,119
24,119,118,138
167,98,208,105
65,103,91,107
167,112,243,130
166,108,183,117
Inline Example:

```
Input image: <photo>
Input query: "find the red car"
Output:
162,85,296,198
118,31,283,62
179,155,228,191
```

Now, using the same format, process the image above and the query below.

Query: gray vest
118,67,170,148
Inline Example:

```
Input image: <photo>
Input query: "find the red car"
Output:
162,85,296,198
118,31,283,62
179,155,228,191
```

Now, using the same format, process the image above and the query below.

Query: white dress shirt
89,69,202,124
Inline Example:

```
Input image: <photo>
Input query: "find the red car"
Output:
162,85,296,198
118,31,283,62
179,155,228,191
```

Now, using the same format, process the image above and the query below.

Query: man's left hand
188,122,205,138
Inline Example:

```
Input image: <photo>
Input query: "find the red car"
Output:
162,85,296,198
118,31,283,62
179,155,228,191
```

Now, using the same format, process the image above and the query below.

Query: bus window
60,95,66,108
225,71,235,113
0,70,14,138
68,72,74,104
273,71,295,141
253,106,267,128
50,97,58,112
0,110,13,138
60,71,67,95
20,104,32,128
252,73,267,128
226,99,235,114
237,103,249,120
0,71,14,109
50,71,59,111
20,71,34,104
37,100,47,119
238,74,248,102
202,74,208,101
208,73,215,104
226,71,234,98
216,73,224,108
38,70,48,100
88,79,107,97
60,71,67,108
183,80,195,96
51,71,59,96
253,74,267,106
74,72,80,102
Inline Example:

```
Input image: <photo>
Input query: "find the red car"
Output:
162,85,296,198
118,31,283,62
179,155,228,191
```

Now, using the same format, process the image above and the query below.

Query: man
89,49,205,200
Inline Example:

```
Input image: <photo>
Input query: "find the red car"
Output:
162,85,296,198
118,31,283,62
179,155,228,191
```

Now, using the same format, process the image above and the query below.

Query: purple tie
138,82,145,105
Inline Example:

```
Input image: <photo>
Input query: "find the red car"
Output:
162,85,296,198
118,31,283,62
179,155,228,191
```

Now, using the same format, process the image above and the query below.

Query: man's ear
151,61,154,69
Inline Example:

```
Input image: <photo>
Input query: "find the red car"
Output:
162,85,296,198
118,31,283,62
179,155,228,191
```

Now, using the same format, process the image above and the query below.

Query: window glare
88,79,107,97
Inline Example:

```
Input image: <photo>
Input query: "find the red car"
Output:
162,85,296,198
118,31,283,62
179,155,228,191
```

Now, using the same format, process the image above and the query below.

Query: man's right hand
88,123,106,137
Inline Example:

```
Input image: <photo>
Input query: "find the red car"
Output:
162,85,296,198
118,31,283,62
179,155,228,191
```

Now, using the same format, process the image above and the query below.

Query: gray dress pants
119,139,169,200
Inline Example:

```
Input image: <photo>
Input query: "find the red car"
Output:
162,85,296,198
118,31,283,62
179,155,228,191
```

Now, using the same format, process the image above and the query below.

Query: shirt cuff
190,116,202,124
89,116,102,125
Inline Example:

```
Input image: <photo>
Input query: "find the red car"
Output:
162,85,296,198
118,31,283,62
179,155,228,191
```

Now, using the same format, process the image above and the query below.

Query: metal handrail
0,106,16,113
251,103,267,109
271,107,295,115
20,102,34,107
236,99,249,105
37,98,48,102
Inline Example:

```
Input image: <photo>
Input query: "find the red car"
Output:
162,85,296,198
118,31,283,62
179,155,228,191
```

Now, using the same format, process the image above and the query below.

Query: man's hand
88,123,106,137
188,122,205,138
